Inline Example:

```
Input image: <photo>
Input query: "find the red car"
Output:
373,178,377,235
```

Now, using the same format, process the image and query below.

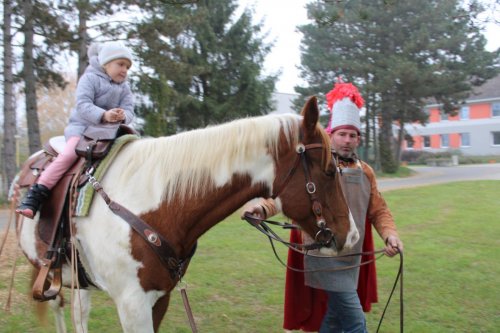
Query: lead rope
376,249,403,333
263,225,404,332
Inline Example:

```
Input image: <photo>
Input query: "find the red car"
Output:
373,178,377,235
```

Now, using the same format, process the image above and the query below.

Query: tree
37,76,76,143
19,0,73,154
133,0,277,135
2,0,17,194
298,0,500,172
55,0,140,78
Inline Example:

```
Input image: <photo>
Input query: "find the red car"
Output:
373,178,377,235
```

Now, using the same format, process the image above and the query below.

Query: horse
14,96,360,332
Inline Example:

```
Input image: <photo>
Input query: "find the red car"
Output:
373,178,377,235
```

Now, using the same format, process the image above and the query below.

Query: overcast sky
238,0,500,94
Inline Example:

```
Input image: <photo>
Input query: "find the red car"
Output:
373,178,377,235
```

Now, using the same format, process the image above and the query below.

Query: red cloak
283,218,378,331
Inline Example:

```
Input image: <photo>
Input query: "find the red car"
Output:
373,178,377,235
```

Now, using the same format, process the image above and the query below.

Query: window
423,136,431,148
440,110,448,121
460,133,470,147
441,134,449,148
460,106,469,120
493,103,500,117
493,132,500,146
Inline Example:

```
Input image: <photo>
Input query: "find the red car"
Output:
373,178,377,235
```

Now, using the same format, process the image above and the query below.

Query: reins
242,213,404,332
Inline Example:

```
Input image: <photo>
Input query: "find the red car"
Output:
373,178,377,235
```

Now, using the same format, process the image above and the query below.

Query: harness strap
89,175,194,280
180,285,198,333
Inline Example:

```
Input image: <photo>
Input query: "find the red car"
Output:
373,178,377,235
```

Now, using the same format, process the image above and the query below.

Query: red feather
326,82,365,110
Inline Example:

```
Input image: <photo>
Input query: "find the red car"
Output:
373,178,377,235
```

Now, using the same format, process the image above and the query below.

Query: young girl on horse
17,41,135,219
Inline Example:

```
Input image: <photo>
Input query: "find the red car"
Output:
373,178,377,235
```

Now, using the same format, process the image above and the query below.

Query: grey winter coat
64,56,135,139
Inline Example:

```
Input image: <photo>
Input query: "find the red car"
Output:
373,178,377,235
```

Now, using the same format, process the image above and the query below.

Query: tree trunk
379,101,397,173
23,0,42,154
77,2,90,79
2,0,17,193
362,102,370,162
372,102,381,171
395,121,405,164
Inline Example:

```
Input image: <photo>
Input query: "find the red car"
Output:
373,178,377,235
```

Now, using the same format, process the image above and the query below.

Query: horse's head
272,96,359,252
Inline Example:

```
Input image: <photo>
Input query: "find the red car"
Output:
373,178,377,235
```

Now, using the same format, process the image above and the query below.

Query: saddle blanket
74,134,139,216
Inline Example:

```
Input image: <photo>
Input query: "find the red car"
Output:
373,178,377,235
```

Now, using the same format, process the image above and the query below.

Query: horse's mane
118,113,303,202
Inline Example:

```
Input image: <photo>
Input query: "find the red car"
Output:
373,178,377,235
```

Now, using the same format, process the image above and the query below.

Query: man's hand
384,235,403,257
241,205,266,220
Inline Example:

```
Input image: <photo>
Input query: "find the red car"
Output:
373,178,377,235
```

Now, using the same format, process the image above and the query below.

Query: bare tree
22,0,42,154
37,76,76,143
2,0,17,194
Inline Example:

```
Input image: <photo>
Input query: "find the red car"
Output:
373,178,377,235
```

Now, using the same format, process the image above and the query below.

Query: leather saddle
16,124,137,301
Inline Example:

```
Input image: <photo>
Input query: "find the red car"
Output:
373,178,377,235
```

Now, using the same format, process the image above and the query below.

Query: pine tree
133,0,277,135
299,0,500,172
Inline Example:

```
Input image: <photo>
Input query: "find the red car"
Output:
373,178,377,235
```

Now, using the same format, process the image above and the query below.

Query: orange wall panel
470,104,490,119
431,135,440,148
412,136,422,149
429,108,441,123
450,133,460,148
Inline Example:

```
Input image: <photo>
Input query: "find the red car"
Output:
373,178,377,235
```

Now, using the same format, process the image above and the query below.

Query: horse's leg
114,289,164,333
48,294,67,333
71,289,91,333
152,293,171,332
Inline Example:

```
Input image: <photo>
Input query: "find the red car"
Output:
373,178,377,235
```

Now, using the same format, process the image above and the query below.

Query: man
244,81,403,333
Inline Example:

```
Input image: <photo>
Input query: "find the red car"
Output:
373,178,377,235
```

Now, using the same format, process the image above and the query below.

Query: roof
425,73,500,107
468,74,500,101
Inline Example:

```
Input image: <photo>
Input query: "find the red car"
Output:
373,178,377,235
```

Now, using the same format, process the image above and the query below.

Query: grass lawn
0,181,499,332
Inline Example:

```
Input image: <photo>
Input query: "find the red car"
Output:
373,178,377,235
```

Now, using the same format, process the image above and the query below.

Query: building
270,92,299,114
404,75,500,156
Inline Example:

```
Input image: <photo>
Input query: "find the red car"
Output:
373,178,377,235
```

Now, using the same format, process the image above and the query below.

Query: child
16,41,135,219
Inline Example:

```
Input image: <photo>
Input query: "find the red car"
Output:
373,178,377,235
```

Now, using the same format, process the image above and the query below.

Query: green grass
1,181,499,332
377,165,416,178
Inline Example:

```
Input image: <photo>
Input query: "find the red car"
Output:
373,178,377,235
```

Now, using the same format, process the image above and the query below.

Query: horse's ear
301,96,319,135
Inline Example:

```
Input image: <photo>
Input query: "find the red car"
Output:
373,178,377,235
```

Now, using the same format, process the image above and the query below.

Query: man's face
330,129,360,159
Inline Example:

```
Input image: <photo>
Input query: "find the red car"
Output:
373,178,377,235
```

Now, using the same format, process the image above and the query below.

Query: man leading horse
245,81,404,333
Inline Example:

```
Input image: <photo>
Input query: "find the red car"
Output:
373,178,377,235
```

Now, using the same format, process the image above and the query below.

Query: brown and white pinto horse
15,96,359,332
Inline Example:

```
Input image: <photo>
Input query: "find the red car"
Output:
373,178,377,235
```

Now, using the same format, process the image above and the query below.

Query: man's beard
334,147,357,162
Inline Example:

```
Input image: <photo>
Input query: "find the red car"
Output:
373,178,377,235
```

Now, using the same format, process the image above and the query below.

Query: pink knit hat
325,80,364,135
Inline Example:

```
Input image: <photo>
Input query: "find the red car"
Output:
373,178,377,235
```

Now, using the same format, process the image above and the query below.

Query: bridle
269,142,335,248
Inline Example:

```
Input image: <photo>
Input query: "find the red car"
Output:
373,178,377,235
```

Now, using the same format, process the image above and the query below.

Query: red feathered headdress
326,81,364,111
325,79,364,134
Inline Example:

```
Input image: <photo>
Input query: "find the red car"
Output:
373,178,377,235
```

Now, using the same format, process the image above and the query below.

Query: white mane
118,113,301,202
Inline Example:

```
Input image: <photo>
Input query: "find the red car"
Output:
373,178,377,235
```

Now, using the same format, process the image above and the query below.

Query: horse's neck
146,174,269,258
107,139,276,258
